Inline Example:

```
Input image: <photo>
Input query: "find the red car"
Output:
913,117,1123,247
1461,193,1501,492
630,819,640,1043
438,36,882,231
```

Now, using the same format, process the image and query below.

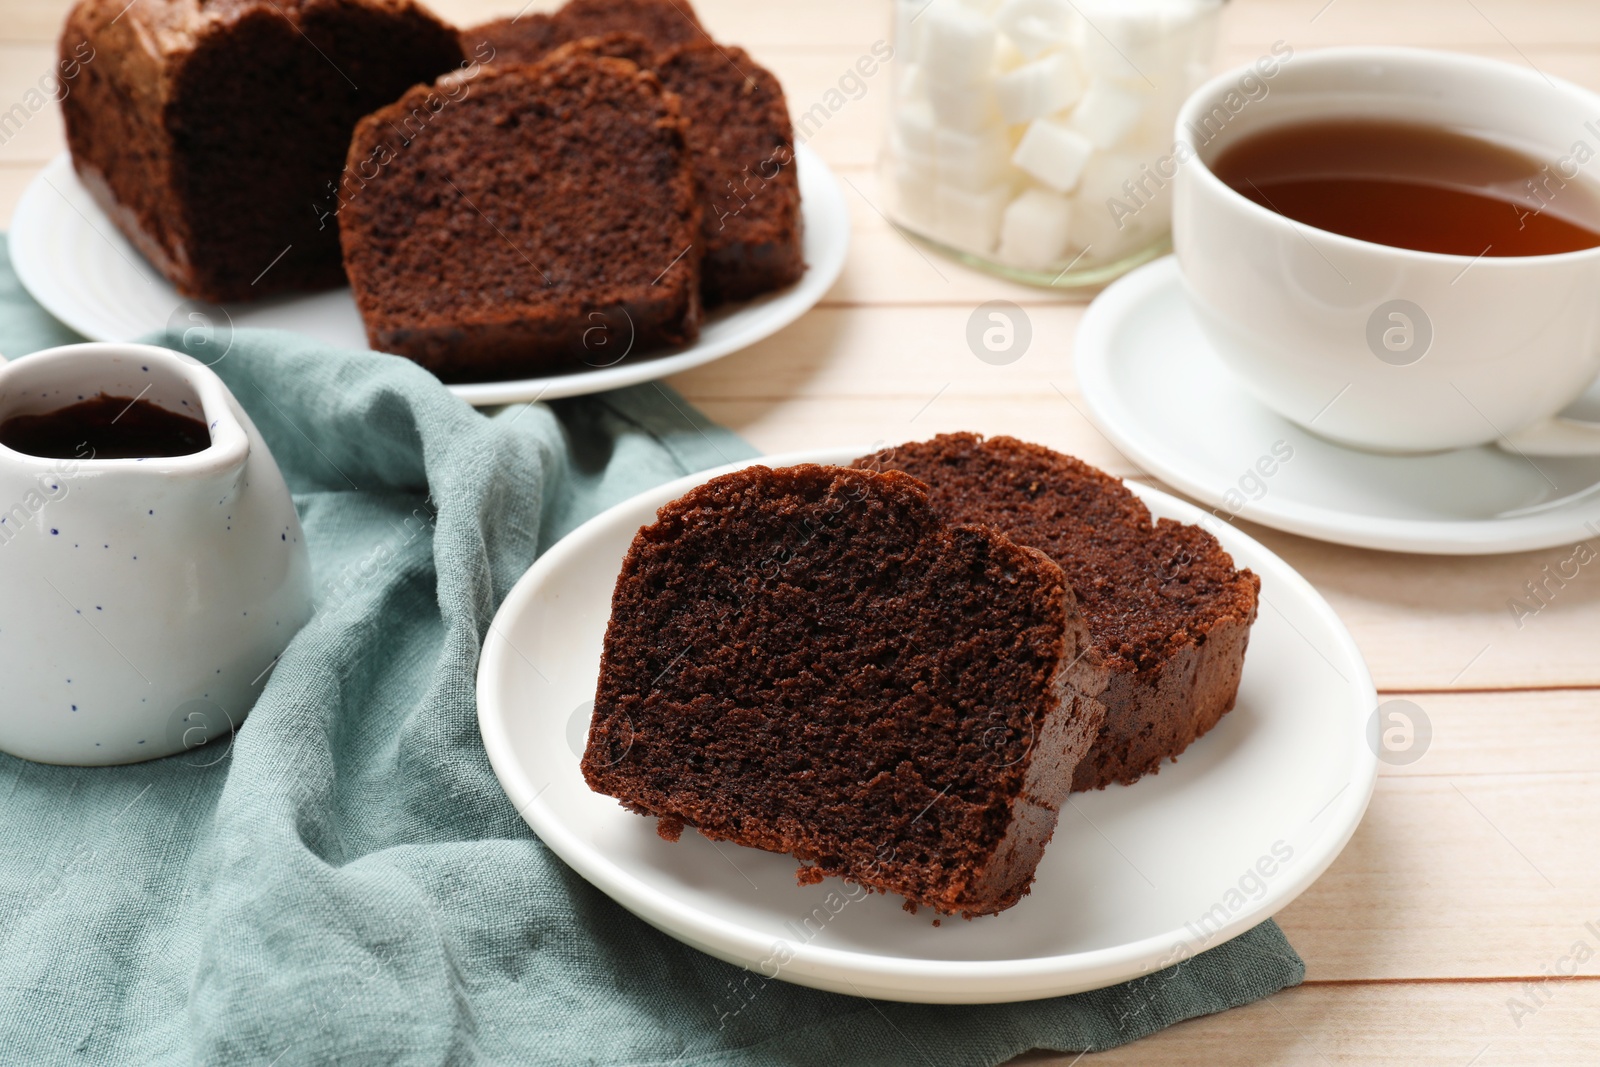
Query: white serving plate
476,447,1378,1004
1076,256,1600,554
9,145,848,405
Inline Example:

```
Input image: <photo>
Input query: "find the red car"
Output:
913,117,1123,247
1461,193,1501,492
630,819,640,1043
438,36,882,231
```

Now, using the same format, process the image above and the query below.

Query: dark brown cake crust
464,0,708,66
655,42,805,305
59,0,463,302
338,55,702,381
585,464,1108,916
541,30,658,69
855,435,1261,792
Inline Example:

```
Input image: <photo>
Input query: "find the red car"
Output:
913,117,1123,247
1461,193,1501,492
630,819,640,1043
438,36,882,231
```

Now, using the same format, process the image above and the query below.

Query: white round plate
1077,257,1600,555
9,146,848,405
477,447,1377,1004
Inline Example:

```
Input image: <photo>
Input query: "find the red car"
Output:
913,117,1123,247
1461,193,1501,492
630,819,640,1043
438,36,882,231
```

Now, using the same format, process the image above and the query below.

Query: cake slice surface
584,464,1108,917
464,14,806,307
855,435,1261,792
655,42,805,305
339,55,702,381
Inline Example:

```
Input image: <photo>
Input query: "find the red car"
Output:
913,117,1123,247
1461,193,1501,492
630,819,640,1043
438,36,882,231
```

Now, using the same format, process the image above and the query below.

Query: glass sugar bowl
882,0,1224,288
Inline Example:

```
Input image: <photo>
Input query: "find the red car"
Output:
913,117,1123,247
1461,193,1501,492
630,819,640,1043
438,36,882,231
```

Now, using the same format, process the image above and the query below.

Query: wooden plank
1219,0,1600,51
0,0,869,43
1368,688,1600,779
7,0,1600,49
1281,771,1600,980
443,0,892,49
0,162,37,227
0,43,65,166
0,0,84,42
670,305,1091,401
1013,979,1600,1066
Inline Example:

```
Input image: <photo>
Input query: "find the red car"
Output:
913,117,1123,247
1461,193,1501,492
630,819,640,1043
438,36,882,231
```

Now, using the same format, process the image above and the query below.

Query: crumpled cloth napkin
0,235,1302,1064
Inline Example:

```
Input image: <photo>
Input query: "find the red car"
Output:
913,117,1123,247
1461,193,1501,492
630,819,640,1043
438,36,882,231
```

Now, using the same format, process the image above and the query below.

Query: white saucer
9,146,848,406
1076,257,1600,555
476,447,1377,1004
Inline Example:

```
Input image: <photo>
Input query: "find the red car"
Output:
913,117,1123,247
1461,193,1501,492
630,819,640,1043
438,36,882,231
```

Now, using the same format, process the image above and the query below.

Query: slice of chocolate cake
466,0,707,66
655,43,805,305
59,0,463,302
338,55,702,381
855,435,1261,793
585,464,1108,917
464,6,805,306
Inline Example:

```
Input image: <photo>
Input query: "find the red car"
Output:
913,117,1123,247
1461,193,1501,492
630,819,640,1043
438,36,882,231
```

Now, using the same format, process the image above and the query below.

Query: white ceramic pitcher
0,343,313,765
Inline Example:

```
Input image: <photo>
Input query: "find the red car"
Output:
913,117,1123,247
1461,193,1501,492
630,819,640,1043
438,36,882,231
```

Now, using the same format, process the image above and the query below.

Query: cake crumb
795,866,825,886
656,815,684,842
902,900,919,915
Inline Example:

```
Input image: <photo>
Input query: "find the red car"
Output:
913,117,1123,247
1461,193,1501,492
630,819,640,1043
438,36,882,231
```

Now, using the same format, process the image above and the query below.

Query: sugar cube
894,0,930,63
1011,118,1094,192
994,0,1076,60
995,52,1083,123
929,79,1002,133
893,141,937,184
893,99,939,156
1074,0,1172,82
1074,151,1144,206
897,61,930,101
892,163,939,229
934,183,1011,254
1071,152,1166,254
935,126,1011,191
922,3,998,83
997,188,1074,269
1067,79,1147,148
994,35,1027,73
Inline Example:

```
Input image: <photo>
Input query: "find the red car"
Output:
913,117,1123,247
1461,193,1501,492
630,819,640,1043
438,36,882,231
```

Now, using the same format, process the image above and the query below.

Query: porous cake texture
584,464,1108,917
338,55,702,380
655,42,805,305
467,5,806,307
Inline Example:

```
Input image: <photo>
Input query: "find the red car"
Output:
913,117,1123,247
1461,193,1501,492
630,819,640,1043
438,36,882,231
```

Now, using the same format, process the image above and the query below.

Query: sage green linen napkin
0,234,1303,1065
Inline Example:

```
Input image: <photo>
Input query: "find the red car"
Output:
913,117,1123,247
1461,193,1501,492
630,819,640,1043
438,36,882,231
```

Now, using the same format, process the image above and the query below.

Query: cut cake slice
583,463,1108,917
339,55,702,380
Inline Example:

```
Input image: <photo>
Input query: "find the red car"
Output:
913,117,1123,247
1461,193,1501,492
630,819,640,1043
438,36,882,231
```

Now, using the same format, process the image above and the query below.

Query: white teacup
0,343,313,765
1173,47,1600,454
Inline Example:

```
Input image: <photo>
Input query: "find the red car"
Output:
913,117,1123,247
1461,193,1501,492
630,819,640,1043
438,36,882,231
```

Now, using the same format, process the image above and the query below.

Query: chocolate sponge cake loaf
59,0,462,302
466,0,708,65
584,464,1108,917
856,435,1260,793
339,55,702,380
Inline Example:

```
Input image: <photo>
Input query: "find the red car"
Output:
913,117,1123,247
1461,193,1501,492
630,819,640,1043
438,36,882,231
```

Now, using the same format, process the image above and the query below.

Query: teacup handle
1498,416,1600,456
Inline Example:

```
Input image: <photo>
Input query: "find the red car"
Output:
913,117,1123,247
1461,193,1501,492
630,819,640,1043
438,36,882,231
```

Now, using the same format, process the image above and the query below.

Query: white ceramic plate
1077,257,1600,555
9,146,848,405
476,447,1377,1004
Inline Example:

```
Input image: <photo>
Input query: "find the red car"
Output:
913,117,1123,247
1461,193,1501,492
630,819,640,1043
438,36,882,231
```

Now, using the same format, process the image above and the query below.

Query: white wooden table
3,1,1598,1061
